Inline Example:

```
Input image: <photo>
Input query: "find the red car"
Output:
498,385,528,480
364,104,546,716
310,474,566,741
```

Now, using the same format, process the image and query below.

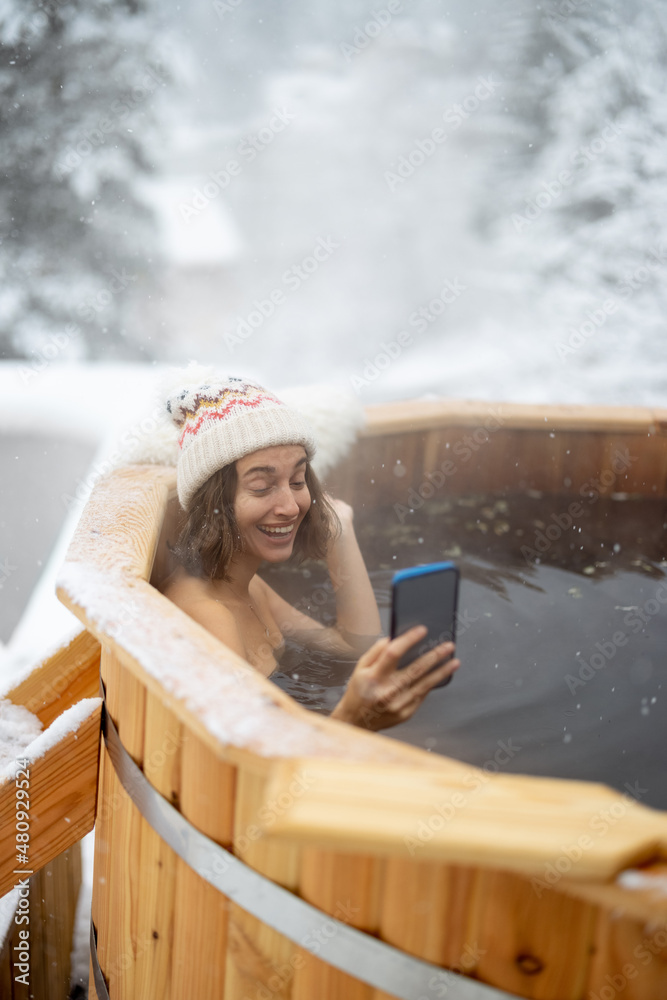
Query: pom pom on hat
164,369,317,510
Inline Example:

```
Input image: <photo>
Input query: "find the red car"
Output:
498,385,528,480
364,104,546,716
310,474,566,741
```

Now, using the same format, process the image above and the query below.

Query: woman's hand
330,626,460,731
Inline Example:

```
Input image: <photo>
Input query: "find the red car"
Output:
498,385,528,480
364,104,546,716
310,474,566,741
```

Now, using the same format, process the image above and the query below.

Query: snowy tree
0,0,169,361
478,0,667,344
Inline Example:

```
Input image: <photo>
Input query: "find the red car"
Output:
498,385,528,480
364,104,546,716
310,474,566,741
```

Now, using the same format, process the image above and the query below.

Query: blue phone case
390,561,460,687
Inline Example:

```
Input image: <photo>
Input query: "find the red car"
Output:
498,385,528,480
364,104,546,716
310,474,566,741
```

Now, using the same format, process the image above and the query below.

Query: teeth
259,525,293,535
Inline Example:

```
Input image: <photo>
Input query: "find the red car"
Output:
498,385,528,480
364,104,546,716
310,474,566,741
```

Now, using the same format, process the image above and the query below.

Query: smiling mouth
257,523,295,537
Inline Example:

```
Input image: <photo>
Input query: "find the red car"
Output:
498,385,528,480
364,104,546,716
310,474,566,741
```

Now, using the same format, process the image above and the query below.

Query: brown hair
173,460,339,580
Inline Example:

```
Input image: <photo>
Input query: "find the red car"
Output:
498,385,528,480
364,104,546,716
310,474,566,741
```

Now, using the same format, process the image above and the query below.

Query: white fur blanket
111,363,366,478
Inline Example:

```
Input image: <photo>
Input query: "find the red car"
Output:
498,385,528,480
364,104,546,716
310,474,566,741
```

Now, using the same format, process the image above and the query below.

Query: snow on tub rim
54,397,667,1000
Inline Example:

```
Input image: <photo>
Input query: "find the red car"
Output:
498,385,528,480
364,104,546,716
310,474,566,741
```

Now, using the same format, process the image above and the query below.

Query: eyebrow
242,456,307,478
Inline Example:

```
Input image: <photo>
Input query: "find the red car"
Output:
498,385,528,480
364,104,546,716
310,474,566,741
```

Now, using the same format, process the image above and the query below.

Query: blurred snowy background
2,0,667,401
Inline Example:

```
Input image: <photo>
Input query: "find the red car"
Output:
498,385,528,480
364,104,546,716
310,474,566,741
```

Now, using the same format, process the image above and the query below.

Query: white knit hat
166,374,317,510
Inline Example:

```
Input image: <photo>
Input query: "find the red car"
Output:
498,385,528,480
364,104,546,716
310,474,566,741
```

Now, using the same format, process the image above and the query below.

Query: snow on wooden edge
0,698,101,783
617,869,667,896
0,886,20,951
0,624,87,701
56,560,419,764
0,699,43,771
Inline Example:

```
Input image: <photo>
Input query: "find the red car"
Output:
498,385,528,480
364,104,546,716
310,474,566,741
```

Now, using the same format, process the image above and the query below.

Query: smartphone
390,561,460,688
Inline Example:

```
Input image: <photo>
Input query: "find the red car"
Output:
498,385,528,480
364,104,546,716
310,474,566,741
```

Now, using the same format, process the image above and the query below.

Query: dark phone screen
390,563,459,687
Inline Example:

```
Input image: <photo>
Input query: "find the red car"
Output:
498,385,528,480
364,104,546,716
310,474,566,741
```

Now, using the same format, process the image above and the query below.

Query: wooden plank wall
0,847,81,1000
327,401,667,503
86,648,667,1000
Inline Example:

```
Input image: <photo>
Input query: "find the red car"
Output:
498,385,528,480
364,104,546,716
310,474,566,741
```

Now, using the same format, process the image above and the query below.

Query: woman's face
233,444,311,563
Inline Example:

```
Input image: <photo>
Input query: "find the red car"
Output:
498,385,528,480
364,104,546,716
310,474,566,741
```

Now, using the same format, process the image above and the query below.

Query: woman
163,374,459,730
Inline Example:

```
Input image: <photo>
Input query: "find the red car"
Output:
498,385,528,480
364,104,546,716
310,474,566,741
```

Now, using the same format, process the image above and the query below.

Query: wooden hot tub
3,397,667,999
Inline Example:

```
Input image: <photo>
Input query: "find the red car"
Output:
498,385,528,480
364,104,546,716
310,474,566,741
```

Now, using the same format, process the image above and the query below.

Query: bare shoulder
163,568,246,656
163,567,210,609
163,568,234,625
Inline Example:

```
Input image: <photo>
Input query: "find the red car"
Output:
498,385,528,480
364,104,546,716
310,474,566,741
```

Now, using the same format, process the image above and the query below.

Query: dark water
264,491,667,810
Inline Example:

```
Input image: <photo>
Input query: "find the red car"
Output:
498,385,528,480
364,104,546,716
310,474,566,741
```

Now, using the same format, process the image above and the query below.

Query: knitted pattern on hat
166,375,317,510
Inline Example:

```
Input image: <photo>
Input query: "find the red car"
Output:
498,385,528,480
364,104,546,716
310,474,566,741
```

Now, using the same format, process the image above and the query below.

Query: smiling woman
162,373,459,729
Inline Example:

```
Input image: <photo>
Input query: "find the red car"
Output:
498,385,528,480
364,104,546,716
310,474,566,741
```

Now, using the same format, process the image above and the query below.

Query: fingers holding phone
330,626,460,731
380,626,460,710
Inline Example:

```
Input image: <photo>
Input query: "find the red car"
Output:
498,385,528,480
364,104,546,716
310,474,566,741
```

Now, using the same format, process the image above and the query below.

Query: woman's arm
324,499,381,644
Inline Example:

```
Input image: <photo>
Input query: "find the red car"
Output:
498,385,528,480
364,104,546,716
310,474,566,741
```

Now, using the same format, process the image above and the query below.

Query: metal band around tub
90,920,110,1000
98,693,520,1000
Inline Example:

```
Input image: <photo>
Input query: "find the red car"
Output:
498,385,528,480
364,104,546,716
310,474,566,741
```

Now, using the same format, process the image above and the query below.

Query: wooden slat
0,925,13,999
379,859,478,973
295,849,382,999
0,705,100,898
93,647,237,1000
474,869,596,999
362,400,660,436
171,728,235,997
92,649,146,998
133,691,181,1000
0,848,81,1000
2,629,100,728
224,768,301,999
29,846,82,999
586,901,667,999
260,760,667,883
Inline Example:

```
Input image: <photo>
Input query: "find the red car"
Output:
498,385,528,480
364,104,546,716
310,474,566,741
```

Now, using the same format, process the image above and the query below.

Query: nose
272,484,300,517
